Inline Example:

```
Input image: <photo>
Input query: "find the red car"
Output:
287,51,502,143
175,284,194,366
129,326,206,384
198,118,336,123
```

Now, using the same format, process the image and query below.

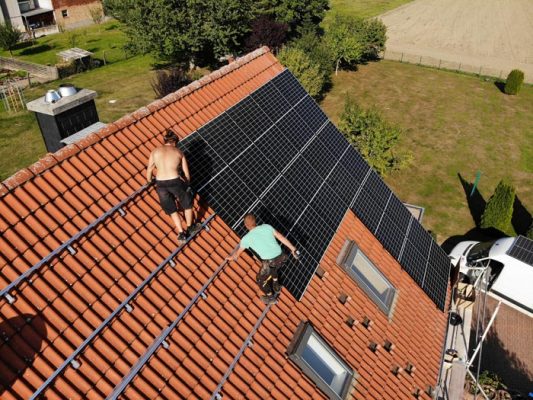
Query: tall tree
104,0,253,65
0,23,22,57
277,46,323,98
323,15,364,75
254,0,328,33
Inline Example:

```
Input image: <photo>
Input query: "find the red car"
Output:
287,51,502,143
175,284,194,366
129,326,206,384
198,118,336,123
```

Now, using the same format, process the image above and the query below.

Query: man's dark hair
163,129,179,144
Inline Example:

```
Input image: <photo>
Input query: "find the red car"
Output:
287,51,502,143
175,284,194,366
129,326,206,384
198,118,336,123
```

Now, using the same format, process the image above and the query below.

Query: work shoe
187,222,202,237
272,280,282,294
177,232,187,244
260,294,278,305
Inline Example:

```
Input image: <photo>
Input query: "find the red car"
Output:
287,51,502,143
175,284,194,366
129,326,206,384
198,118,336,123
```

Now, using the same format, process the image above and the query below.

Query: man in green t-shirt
228,214,299,304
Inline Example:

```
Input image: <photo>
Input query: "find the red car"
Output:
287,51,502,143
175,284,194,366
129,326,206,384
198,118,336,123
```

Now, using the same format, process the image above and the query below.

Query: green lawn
325,0,413,20
0,54,156,181
320,61,533,242
1,20,128,65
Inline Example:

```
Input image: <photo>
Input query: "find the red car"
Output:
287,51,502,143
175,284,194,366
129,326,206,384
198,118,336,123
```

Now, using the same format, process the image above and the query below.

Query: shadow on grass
512,195,532,235
458,173,486,227
494,81,506,94
19,44,52,56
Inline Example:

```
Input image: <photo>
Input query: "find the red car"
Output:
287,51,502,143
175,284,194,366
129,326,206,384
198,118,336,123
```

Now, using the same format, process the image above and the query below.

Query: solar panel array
506,236,533,266
179,69,450,309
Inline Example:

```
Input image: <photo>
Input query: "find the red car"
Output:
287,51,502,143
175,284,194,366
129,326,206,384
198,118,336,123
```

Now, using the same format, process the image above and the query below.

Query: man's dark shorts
155,178,193,215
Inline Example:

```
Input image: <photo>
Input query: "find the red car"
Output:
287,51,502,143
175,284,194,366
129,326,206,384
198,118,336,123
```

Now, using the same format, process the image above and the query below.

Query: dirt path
379,0,533,82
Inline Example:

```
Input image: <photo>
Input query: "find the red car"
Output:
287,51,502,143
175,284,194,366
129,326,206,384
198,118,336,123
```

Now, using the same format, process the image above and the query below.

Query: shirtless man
146,130,199,243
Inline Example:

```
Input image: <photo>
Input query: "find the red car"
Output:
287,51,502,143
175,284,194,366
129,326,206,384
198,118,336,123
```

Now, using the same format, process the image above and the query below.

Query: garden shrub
526,223,533,240
277,46,324,99
504,69,524,95
339,97,411,176
480,180,516,235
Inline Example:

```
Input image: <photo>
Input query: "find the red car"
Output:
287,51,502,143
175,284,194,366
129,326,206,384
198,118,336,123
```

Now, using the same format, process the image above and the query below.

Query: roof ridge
0,46,272,196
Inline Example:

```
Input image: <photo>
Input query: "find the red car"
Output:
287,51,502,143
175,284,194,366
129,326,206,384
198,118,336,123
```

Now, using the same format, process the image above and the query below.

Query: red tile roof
0,47,449,400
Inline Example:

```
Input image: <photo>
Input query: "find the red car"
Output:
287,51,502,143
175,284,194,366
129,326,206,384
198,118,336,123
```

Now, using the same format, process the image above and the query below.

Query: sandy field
380,0,533,82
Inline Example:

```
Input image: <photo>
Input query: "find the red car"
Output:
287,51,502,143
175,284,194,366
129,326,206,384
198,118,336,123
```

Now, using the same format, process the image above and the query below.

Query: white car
449,236,533,316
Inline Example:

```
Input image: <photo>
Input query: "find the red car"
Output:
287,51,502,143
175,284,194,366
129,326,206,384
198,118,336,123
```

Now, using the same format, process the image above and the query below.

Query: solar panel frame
254,126,298,172
317,122,350,160
375,215,409,260
310,183,348,230
326,162,361,206
261,176,308,231
283,155,323,203
340,147,371,184
275,109,316,150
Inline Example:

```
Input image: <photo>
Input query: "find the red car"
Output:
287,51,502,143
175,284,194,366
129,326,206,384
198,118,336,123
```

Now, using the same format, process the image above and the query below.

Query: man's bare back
147,145,190,182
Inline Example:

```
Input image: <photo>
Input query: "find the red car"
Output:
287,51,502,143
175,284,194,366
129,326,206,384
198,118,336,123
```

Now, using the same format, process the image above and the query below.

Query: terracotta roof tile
0,48,449,400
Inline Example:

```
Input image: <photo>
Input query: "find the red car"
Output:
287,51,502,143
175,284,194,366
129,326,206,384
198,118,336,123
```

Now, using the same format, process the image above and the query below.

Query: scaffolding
437,259,502,400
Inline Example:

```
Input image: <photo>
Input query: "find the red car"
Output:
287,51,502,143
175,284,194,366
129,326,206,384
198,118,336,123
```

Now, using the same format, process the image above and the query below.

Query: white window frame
338,240,398,317
287,321,355,400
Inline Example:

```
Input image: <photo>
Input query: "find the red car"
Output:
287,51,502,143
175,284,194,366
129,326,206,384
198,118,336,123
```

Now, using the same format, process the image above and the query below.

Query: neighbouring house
0,0,102,37
0,47,452,400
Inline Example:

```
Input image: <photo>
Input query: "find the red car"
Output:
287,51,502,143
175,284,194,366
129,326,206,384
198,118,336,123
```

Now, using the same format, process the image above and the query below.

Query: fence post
478,66,482,76
419,55,422,65
438,59,442,69
400,53,404,63
103,50,107,66
458,63,461,72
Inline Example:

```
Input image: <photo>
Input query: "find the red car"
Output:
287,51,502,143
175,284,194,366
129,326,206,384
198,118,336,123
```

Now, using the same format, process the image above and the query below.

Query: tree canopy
104,0,328,64
277,46,324,98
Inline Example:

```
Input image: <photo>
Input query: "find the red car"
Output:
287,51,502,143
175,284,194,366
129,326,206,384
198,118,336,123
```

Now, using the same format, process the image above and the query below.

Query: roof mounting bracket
162,340,169,350
125,304,133,313
200,292,207,300
169,260,176,268
118,207,126,217
213,393,222,400
4,293,15,304
246,339,253,348
204,224,211,232
70,360,80,369
67,245,76,255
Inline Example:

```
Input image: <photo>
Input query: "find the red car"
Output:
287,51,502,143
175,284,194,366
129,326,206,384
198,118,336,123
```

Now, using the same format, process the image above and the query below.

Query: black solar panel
317,122,350,160
294,96,328,133
507,236,533,266
182,68,450,308
226,96,272,141
310,183,347,229
255,127,298,172
251,81,291,122
302,136,337,179
375,215,408,260
283,155,323,203
198,113,251,163
276,110,315,150
230,145,278,195
272,69,308,106
198,167,257,227
179,132,226,189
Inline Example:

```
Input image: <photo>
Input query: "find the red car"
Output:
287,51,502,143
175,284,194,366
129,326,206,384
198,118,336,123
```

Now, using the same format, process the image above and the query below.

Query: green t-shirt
240,224,282,260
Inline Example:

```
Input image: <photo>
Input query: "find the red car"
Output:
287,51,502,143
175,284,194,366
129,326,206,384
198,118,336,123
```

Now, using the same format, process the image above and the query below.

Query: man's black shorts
155,178,193,215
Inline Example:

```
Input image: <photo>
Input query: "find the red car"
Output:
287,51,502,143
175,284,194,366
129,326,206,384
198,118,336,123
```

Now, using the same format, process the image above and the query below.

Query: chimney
26,86,104,152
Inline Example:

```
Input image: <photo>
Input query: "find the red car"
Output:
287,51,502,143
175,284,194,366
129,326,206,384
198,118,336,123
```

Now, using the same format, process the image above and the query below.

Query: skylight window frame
287,321,355,400
338,240,398,317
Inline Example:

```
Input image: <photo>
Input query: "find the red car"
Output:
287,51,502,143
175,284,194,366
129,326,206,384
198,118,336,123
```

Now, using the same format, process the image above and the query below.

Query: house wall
0,0,25,30
52,0,101,29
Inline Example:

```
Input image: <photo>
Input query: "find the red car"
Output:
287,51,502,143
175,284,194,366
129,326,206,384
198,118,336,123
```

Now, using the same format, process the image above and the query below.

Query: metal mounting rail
106,244,239,400
1,183,150,303
29,214,216,400
210,305,271,400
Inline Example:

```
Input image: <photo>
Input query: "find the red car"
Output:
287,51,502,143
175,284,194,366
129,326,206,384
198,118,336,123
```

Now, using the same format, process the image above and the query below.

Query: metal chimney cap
26,88,97,116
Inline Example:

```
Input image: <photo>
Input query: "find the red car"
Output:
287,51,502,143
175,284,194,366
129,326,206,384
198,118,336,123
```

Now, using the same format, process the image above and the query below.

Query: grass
0,21,128,65
325,0,413,20
320,61,533,242
0,54,156,181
